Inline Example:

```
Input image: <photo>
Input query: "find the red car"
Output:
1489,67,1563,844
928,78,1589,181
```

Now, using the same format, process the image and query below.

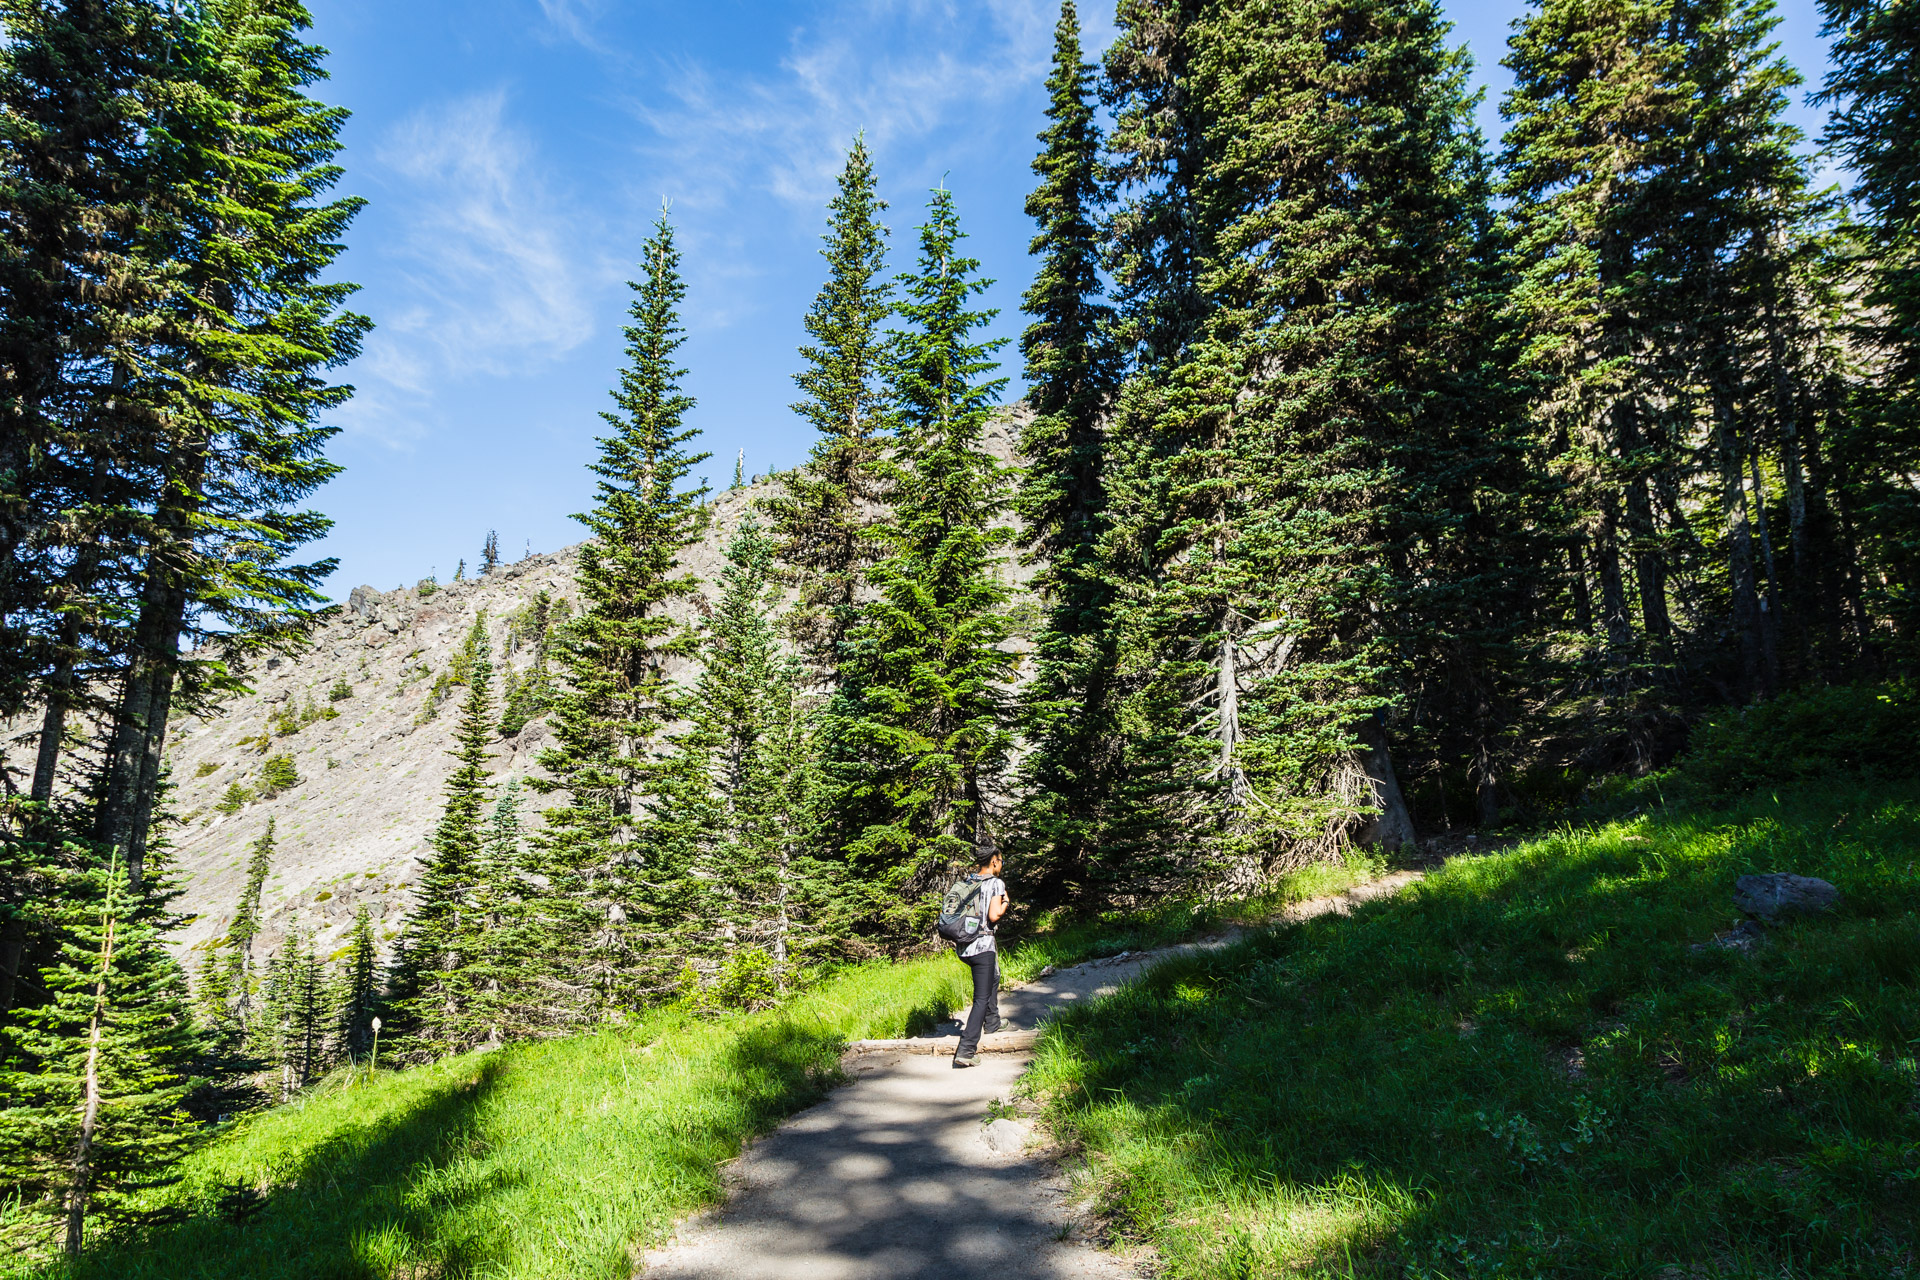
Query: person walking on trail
945,846,1009,1068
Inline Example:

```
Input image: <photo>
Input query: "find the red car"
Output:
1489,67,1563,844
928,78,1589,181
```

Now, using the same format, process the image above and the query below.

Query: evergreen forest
2,0,1919,1272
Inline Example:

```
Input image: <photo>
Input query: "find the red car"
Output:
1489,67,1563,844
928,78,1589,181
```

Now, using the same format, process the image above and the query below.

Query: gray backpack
935,876,988,946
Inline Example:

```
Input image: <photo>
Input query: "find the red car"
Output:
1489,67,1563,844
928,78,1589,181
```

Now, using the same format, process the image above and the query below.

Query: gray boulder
1733,873,1841,920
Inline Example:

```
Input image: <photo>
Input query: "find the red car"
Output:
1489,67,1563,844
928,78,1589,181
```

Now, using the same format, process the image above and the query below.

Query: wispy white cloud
343,91,603,447
635,0,1088,211
376,91,597,373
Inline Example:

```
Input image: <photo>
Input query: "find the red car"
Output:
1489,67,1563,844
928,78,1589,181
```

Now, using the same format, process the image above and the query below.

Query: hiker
941,844,1009,1068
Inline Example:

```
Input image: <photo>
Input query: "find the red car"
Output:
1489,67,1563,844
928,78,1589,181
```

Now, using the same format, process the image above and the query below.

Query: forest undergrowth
1025,771,1920,1278
3,853,1383,1280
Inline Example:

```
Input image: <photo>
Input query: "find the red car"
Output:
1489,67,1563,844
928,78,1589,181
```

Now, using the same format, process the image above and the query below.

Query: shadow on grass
54,1057,513,1280
1030,776,1920,1279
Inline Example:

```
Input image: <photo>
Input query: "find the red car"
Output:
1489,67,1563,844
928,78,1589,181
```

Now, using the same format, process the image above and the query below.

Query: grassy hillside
1025,775,1920,1277
14,856,1379,1279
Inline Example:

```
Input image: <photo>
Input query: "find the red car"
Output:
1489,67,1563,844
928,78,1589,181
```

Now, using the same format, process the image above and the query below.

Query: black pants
956,948,1001,1058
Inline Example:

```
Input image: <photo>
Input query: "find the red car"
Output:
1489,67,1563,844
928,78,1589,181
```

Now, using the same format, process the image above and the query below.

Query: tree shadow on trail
1031,779,1920,1278
58,1056,515,1280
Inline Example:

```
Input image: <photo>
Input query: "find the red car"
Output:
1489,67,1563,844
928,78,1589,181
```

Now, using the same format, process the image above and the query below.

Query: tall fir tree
0,854,198,1257
393,617,495,1056
332,904,379,1061
87,0,366,891
199,818,277,1042
764,137,894,681
835,186,1015,940
1817,0,1920,653
534,211,713,1015
696,519,814,976
1015,0,1125,899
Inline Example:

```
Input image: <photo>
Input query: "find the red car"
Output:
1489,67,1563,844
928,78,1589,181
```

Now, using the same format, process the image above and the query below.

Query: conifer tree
764,137,894,679
393,622,495,1055
696,519,813,974
1103,0,1209,367
1016,0,1124,896
333,904,379,1061
482,529,500,575
534,212,712,1015
836,187,1015,938
87,0,366,891
266,929,327,1096
0,854,198,1257
499,593,555,738
1106,0,1536,873
1818,0,1920,648
207,818,277,1038
1503,0,1831,711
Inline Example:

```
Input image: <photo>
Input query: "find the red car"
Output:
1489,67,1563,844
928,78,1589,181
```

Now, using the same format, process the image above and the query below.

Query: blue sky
304,0,1840,599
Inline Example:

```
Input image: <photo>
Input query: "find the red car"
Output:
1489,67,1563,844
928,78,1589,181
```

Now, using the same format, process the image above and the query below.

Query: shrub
269,707,300,738
258,754,300,798
215,782,254,814
1674,681,1920,800
417,575,438,598
194,761,221,779
327,678,353,702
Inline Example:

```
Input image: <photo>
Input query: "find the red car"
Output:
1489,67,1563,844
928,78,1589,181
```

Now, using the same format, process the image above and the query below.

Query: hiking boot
952,1054,977,1069
982,1017,1003,1035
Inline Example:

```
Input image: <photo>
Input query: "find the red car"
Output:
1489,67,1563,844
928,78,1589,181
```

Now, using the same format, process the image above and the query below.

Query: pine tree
534,211,713,1016
482,529,500,574
1016,0,1124,898
1817,0,1920,652
266,929,328,1097
1103,0,1209,367
696,519,813,980
499,593,555,738
1502,0,1836,714
764,137,894,680
1104,0,1540,876
0,854,198,1257
204,818,277,1041
333,904,379,1061
393,621,496,1056
835,186,1015,940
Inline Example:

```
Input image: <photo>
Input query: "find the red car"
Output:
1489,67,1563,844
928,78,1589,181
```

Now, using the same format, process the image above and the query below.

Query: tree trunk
1748,451,1783,691
1353,711,1417,852
1592,502,1633,650
1568,538,1594,632
64,897,117,1258
1712,391,1765,699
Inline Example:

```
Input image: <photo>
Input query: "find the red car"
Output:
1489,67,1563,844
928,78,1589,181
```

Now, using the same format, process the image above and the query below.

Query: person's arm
987,885,1009,925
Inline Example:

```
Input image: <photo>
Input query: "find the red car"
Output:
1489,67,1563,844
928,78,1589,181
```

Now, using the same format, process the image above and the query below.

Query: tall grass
1025,776,1920,1278
13,958,970,1280
15,854,1384,1279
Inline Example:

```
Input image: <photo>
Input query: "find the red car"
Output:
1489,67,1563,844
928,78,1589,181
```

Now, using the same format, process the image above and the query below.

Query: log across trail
639,872,1423,1279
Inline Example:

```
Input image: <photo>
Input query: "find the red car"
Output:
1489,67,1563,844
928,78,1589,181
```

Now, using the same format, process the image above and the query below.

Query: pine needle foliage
1016,0,1125,900
833,186,1015,940
533,212,712,1017
764,137,895,679
0,854,199,1258
392,622,496,1057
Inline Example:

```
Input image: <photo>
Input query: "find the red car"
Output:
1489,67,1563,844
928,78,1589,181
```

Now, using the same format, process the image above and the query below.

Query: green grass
1024,775,1920,1278
14,959,968,1280
17,856,1383,1279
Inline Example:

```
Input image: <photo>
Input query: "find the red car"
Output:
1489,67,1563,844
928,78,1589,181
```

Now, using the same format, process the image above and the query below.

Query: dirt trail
638,871,1424,1279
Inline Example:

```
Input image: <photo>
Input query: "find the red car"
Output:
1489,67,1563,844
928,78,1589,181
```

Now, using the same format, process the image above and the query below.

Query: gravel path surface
638,871,1424,1279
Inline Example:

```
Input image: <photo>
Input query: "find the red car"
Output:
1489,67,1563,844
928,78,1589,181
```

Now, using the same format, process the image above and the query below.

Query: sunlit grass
1025,776,1920,1278
17,855,1383,1279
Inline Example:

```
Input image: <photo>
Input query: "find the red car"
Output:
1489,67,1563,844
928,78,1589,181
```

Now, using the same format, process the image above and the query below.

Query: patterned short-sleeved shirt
959,875,1006,958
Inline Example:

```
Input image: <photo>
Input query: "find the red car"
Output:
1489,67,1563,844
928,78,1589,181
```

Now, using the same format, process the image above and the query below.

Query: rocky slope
10,414,1034,969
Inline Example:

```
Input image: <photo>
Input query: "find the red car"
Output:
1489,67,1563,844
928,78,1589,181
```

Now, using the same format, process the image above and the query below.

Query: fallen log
844,1029,1040,1056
